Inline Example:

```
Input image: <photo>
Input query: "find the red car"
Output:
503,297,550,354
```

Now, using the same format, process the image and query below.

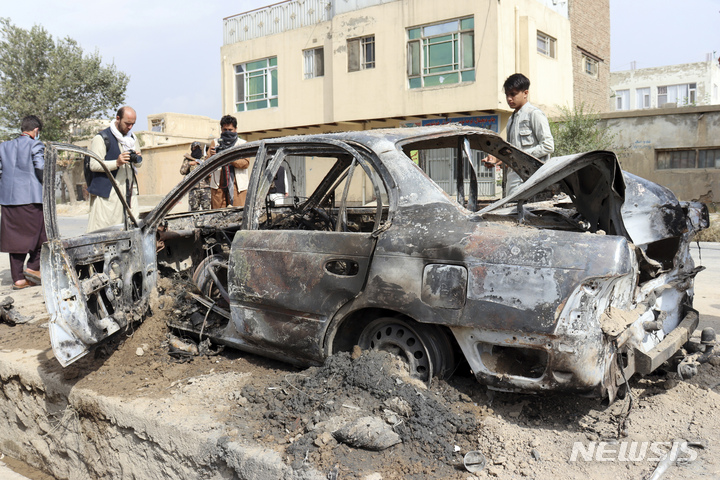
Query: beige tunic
86,134,141,232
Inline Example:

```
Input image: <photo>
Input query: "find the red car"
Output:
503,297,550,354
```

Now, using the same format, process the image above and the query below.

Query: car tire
357,316,455,382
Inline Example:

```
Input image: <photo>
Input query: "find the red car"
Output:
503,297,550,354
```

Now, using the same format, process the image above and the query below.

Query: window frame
348,35,376,72
406,16,475,89
658,83,697,107
583,54,599,77
656,147,720,170
536,31,556,59
636,87,651,109
234,57,278,112
303,47,324,79
615,89,630,111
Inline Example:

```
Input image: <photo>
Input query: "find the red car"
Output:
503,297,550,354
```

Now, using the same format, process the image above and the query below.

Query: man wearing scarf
0,115,46,290
86,106,142,231
207,115,250,209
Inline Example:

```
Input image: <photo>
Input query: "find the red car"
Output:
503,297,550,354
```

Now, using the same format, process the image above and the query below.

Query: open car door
41,143,157,366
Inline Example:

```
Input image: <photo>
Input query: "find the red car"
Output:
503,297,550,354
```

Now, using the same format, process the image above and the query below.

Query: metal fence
224,0,333,45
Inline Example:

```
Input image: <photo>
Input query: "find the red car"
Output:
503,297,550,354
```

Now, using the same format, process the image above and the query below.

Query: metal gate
419,148,499,199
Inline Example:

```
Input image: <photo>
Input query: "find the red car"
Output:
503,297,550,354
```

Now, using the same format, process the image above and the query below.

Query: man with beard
0,115,45,289
207,115,250,208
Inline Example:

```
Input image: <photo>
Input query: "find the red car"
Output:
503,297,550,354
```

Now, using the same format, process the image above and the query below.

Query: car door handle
325,259,360,276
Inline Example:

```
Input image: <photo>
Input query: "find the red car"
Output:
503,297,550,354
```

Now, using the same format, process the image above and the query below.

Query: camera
127,150,141,164
215,139,233,153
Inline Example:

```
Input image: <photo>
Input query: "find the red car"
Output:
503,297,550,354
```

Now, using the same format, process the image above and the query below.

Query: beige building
218,0,609,199
610,55,720,112
219,0,602,138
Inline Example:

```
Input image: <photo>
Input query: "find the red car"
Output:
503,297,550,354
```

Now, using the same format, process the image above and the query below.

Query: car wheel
357,316,455,382
192,254,230,309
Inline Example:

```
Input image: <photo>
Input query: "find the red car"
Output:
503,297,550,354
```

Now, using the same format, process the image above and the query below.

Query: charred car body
42,125,709,401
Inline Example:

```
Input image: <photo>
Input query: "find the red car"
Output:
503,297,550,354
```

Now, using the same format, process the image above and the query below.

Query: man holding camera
87,106,142,231
207,115,249,209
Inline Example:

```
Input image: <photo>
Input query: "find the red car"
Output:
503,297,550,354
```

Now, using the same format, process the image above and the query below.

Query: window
636,87,651,109
348,35,375,71
583,55,598,76
657,148,720,169
407,17,475,89
150,118,165,132
537,32,556,58
303,47,324,79
235,57,278,112
615,90,629,111
658,83,697,107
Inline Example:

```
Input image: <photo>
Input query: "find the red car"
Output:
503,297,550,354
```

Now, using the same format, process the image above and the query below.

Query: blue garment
87,127,121,198
0,134,45,205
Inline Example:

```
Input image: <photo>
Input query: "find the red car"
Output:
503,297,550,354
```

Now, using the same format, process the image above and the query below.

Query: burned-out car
42,125,709,400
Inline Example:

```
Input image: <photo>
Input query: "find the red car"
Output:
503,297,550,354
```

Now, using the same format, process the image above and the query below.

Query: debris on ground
0,296,33,326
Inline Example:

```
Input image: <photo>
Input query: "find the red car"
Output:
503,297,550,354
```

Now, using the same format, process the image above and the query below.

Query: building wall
598,105,720,205
610,59,720,111
568,0,610,112
220,0,575,136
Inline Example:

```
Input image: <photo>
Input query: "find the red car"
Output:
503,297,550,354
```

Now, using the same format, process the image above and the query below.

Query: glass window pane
461,32,474,68
269,98,278,108
423,72,458,87
236,103,245,112
271,69,278,96
269,57,277,67
408,27,421,40
235,72,244,103
698,150,708,168
424,20,458,37
461,70,475,82
409,77,422,89
247,100,267,110
248,74,266,98
427,41,453,69
408,41,420,76
460,17,474,30
246,59,267,71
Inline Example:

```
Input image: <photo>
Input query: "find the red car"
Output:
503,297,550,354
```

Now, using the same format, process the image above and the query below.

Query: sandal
12,280,34,290
23,269,42,285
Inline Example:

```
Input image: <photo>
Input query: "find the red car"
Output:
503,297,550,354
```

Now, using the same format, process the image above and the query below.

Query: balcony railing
224,0,333,45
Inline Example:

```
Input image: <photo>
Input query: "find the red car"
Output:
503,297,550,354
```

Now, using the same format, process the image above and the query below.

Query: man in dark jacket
0,115,45,289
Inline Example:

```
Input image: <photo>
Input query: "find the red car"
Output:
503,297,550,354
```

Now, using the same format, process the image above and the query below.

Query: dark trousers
9,250,41,283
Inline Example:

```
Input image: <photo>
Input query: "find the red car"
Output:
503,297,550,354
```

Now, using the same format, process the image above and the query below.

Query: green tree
549,103,616,157
0,18,129,202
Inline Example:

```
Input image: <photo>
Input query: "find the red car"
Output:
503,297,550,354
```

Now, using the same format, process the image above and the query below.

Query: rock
333,416,402,451
136,348,144,356
314,431,335,447
531,448,541,461
384,397,412,417
362,473,383,480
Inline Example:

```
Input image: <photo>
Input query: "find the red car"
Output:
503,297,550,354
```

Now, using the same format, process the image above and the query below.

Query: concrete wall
598,105,720,205
136,143,189,198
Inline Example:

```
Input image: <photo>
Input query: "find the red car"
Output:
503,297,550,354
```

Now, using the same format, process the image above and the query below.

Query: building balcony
223,0,333,45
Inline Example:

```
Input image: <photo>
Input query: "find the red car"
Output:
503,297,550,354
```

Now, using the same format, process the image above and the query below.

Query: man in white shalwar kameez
86,106,142,232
